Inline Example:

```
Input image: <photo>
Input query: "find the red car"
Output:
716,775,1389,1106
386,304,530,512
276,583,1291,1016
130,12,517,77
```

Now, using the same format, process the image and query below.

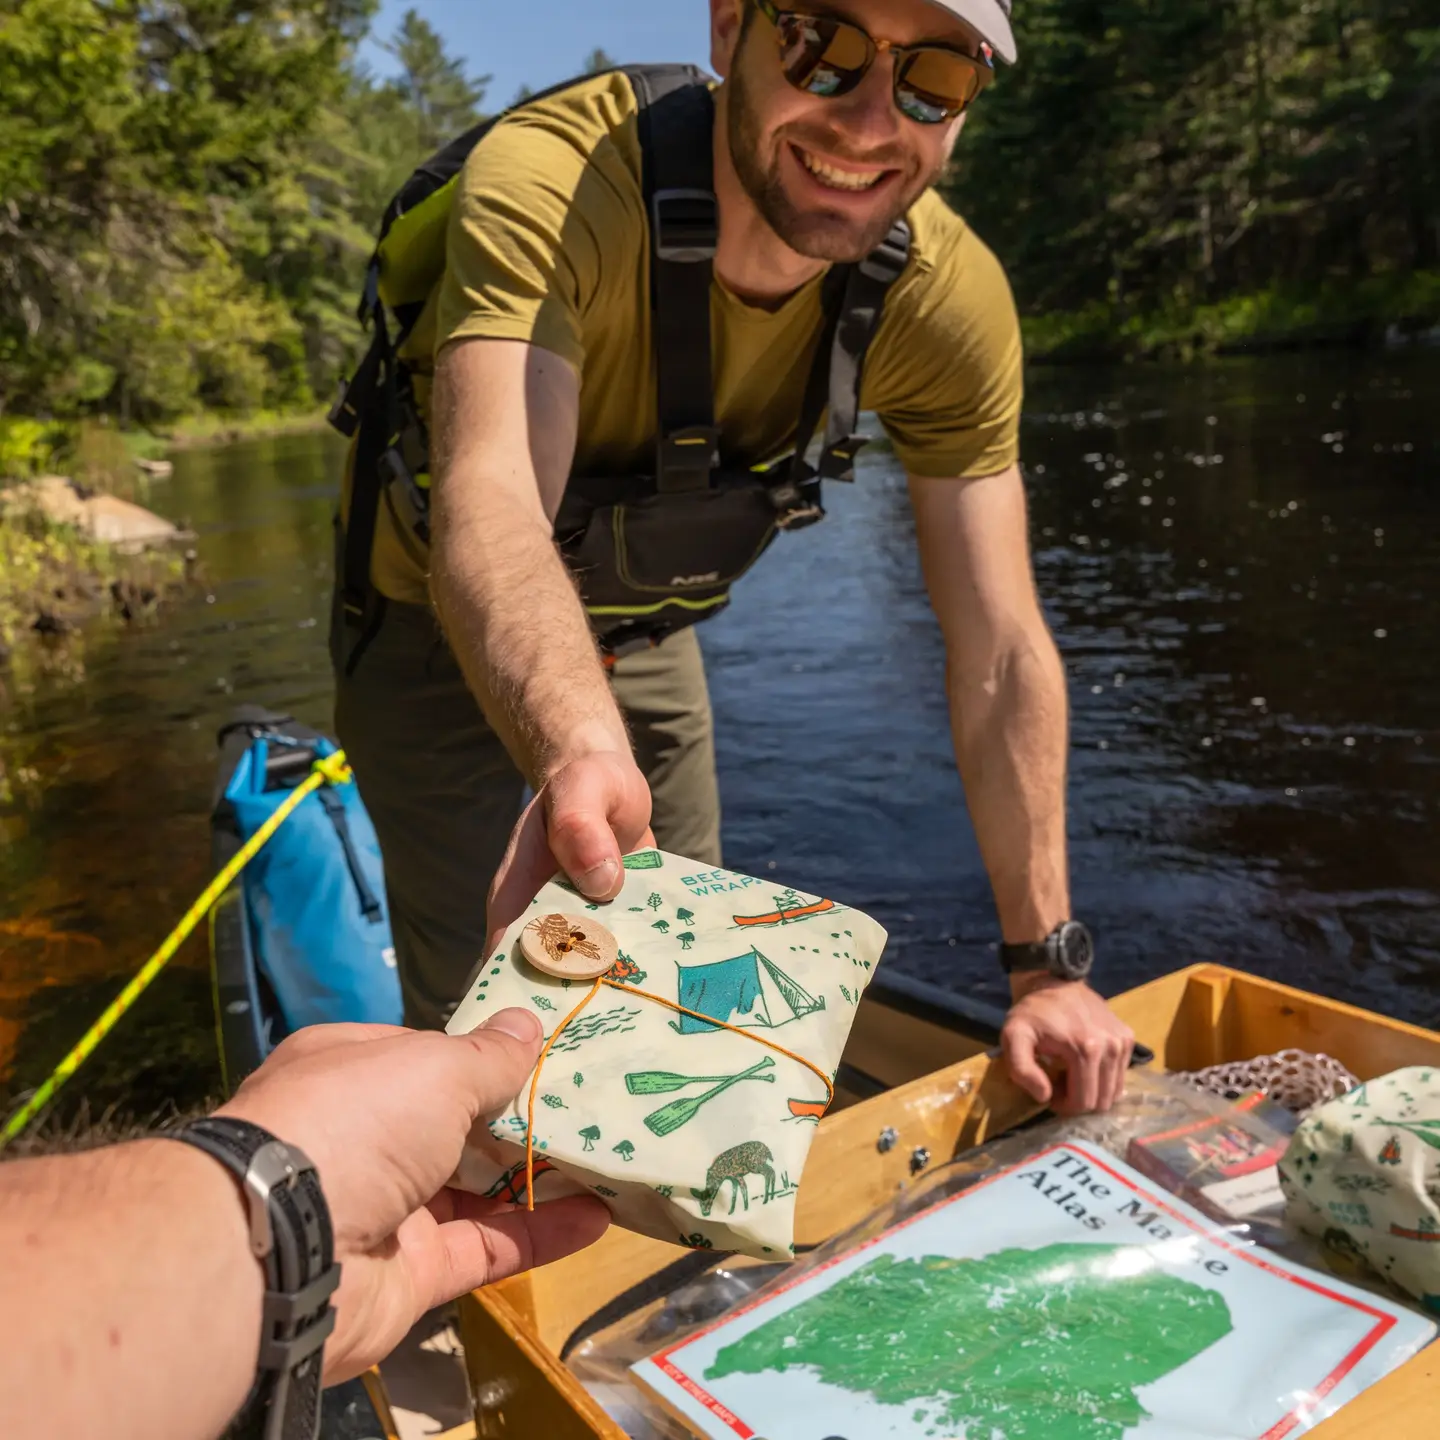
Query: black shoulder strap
632,68,720,494
815,219,912,482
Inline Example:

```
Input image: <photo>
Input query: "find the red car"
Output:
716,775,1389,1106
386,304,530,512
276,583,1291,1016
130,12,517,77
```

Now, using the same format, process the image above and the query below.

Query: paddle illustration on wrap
671,949,824,1034
626,1057,777,1136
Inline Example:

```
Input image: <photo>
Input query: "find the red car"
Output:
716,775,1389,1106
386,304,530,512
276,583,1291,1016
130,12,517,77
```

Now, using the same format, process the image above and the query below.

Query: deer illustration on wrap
445,849,888,1257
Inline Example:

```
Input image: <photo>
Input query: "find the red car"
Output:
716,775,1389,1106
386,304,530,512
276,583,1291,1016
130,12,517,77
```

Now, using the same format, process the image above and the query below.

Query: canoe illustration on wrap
733,890,837,927
671,948,825,1034
787,1097,829,1121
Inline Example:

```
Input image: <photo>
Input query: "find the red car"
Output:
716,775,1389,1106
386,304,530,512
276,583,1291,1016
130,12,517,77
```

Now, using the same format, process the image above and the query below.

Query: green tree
383,9,489,155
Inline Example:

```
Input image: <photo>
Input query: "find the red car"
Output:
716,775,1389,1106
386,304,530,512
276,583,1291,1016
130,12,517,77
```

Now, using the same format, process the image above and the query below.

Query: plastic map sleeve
630,1141,1436,1440
444,849,887,1259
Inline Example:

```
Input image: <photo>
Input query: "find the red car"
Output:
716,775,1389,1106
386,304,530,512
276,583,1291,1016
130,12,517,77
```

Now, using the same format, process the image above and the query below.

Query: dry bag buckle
652,190,718,262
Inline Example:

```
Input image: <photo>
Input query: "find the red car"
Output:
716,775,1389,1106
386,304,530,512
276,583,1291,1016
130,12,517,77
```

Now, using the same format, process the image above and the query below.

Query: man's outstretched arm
909,464,1133,1112
0,1011,607,1440
428,338,653,934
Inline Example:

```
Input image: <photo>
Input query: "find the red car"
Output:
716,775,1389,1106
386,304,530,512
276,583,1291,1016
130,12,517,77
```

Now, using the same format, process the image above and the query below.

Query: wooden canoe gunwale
459,963,1440,1439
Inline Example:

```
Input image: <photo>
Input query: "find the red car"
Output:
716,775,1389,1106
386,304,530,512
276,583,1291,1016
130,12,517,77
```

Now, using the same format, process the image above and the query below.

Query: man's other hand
486,749,653,952
218,1010,609,1385
1000,977,1135,1114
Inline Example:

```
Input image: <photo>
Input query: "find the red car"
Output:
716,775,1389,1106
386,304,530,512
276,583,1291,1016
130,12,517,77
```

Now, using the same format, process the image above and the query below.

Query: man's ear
710,0,745,79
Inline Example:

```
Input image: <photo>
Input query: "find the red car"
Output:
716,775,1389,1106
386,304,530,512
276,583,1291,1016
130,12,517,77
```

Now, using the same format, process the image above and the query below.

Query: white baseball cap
927,0,1017,65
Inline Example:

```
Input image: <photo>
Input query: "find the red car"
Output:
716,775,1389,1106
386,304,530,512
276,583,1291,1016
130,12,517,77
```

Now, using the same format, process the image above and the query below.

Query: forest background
1,0,1436,465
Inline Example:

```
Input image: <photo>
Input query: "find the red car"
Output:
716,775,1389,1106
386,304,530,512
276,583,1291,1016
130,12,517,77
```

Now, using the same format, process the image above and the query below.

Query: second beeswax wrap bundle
446,849,888,1258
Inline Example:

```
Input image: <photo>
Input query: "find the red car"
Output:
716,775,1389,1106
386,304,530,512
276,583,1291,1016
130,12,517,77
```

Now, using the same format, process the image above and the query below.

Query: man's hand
1000,976,1135,1114
485,749,654,954
218,1009,609,1385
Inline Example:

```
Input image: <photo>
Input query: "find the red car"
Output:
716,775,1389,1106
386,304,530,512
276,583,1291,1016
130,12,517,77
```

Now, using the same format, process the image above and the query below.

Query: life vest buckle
818,434,867,482
859,225,910,284
656,425,720,492
652,189,718,262
766,476,826,530
776,501,825,531
326,378,359,438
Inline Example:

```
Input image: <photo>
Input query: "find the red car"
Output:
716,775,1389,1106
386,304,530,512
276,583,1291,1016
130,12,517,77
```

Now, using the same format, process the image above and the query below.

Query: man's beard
726,49,943,262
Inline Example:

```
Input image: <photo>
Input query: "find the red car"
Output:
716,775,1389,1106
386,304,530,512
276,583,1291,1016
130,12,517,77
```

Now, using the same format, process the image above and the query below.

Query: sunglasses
754,0,994,124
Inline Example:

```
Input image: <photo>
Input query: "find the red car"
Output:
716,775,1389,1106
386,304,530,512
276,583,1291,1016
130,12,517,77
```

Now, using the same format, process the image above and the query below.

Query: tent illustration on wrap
672,948,825,1035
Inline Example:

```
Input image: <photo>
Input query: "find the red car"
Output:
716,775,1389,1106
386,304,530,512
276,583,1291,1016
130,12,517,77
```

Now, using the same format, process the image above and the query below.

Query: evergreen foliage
1,3,1434,435
950,0,1439,348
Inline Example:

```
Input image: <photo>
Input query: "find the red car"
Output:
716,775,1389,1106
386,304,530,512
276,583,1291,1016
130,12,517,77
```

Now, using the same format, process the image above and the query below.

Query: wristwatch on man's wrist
161,1116,342,1440
999,920,1095,982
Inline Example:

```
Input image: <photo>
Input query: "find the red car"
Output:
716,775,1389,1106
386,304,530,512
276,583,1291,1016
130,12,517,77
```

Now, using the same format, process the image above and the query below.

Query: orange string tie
521,976,835,1211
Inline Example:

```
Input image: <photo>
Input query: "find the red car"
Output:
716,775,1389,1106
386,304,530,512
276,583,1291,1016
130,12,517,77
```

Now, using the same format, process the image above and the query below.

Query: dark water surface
2,352,1437,1122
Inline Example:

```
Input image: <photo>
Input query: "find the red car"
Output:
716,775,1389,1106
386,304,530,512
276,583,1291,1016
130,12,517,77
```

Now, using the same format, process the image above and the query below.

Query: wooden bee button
519,912,618,980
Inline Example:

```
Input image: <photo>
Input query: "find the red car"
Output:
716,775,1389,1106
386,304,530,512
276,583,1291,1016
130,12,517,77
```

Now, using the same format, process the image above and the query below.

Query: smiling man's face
715,0,981,262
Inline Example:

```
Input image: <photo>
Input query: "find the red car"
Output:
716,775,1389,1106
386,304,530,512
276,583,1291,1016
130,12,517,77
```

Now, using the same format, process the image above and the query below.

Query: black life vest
330,63,910,667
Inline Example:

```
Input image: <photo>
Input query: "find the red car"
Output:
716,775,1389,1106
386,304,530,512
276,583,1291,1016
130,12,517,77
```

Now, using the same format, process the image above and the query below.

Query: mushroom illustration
579,1125,600,1152
652,918,670,934
677,931,695,949
676,907,695,925
613,1139,636,1162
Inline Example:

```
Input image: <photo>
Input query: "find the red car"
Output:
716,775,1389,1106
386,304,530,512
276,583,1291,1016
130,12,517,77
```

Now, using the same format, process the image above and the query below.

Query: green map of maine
704,1243,1233,1439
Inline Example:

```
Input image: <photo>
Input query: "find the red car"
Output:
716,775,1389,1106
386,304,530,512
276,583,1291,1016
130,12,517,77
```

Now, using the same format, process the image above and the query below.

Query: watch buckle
245,1140,316,1259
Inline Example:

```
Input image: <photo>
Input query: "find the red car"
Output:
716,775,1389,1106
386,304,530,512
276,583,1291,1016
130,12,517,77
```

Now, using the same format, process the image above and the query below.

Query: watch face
1053,921,1094,980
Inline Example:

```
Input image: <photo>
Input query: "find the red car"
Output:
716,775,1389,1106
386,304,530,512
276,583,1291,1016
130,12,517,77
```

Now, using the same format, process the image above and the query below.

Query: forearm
427,339,627,787
1,1140,261,1440
429,484,627,786
948,623,1070,944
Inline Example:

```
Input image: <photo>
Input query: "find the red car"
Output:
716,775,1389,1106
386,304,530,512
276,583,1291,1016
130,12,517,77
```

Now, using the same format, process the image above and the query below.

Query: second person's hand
486,748,654,953
218,1009,610,1385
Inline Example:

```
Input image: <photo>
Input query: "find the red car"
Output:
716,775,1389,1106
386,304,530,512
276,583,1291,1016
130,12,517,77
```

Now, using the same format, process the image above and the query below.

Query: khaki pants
331,599,722,1030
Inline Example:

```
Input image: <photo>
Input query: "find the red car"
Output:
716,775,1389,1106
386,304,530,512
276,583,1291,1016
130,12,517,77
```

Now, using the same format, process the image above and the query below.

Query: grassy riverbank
0,409,326,486
1023,272,1440,363
0,500,188,649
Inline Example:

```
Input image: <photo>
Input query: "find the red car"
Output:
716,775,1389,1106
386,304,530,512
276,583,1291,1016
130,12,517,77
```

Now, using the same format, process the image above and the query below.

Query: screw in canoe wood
876,1126,899,1154
910,1145,931,1175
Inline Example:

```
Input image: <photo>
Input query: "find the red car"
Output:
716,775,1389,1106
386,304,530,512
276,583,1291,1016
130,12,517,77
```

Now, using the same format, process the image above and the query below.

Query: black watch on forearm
162,1116,342,1440
999,920,1095,982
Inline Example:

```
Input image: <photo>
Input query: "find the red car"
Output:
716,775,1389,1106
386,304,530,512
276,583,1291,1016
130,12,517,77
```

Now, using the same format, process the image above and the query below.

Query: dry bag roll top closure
330,64,911,659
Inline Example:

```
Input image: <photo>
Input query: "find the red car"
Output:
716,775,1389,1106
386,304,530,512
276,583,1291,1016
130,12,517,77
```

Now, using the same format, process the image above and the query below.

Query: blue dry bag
222,734,402,1031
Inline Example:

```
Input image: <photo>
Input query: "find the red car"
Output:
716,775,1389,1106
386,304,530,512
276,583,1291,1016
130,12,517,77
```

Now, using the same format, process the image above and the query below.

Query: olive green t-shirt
369,70,1023,605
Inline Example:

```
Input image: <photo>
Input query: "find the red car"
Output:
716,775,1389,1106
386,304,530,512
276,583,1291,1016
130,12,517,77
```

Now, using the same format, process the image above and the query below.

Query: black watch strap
162,1116,341,1440
998,940,1050,974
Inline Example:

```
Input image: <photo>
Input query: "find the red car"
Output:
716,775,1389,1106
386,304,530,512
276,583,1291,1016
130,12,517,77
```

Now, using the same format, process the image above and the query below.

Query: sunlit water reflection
2,352,1436,1122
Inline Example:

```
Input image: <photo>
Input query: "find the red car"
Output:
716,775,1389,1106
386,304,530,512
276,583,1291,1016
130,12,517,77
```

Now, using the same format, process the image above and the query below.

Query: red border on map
644,1141,1401,1440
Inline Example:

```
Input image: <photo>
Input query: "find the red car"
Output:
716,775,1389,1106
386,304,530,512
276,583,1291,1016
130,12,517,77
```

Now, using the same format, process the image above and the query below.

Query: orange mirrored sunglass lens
901,49,984,107
777,15,871,95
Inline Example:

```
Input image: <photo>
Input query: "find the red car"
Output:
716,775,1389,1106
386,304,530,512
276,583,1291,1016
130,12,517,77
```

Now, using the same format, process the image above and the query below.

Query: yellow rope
523,975,835,1210
0,750,352,1150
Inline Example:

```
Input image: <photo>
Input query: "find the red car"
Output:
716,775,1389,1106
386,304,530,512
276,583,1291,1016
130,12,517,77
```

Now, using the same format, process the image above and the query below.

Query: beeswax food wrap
1280,1066,1440,1312
445,849,888,1258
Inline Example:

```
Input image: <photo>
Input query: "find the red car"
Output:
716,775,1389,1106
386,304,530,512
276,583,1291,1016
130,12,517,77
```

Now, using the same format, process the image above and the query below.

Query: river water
2,352,1437,1125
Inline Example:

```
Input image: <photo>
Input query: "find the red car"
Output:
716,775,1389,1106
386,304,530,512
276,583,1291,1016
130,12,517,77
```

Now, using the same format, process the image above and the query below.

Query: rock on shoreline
5,475,190,552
